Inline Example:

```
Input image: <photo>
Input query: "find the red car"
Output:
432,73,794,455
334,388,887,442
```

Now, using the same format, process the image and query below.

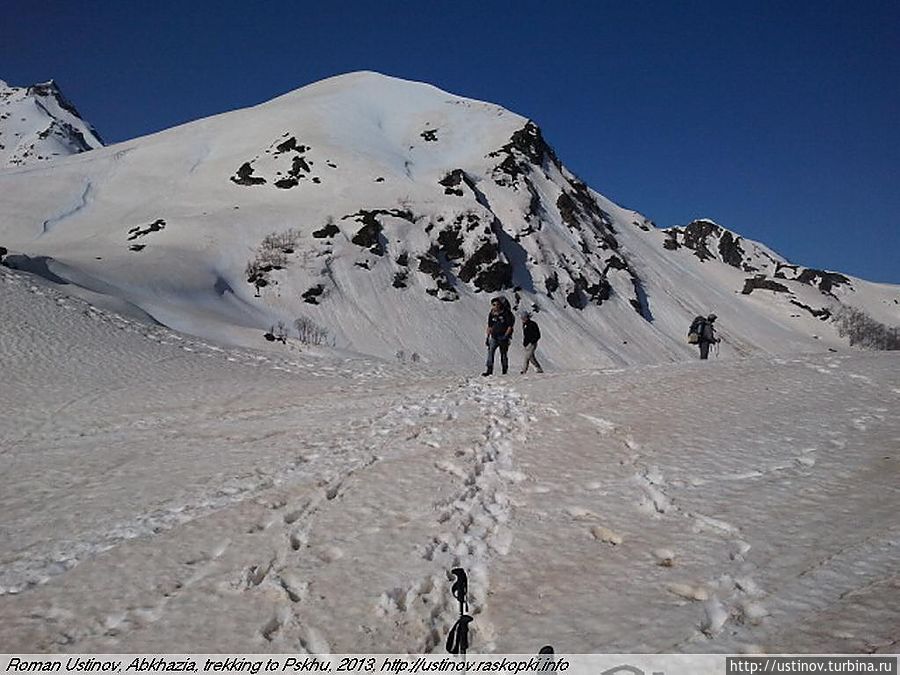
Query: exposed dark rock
796,269,851,294
437,225,465,261
352,222,383,256
545,272,559,297
302,284,324,304
680,220,719,261
375,177,384,183
439,169,466,196
557,192,579,230
741,277,789,295
231,162,266,186
458,240,511,292
566,289,586,309
581,274,612,305
420,128,438,142
417,253,443,279
718,231,745,268
789,300,832,320
604,255,628,272
392,271,408,288
312,221,340,239
127,219,166,241
489,121,560,173
275,178,298,189
663,232,680,250
129,244,145,252
418,251,457,298
275,137,308,155
342,209,413,256
775,263,799,279
396,252,409,267
291,156,311,175
0,246,6,262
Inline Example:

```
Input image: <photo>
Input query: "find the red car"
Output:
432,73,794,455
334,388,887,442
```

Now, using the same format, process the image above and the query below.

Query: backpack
687,316,705,344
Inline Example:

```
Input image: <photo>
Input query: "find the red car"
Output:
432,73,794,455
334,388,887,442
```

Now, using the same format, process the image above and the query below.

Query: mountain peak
0,73,896,365
0,77,103,168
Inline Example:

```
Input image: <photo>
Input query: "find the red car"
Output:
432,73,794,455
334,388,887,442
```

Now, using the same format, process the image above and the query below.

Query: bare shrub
294,315,330,346
257,248,288,270
832,305,900,350
265,321,288,344
261,229,300,253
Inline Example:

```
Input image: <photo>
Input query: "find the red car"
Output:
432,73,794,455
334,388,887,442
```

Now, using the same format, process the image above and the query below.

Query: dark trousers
699,340,711,360
485,336,509,373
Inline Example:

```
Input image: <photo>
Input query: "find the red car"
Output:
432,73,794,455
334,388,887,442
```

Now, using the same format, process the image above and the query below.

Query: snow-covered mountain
0,79,103,167
1,73,898,655
0,72,896,368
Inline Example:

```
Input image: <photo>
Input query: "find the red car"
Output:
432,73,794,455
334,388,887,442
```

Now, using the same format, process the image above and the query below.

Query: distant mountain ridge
0,79,103,167
0,72,896,367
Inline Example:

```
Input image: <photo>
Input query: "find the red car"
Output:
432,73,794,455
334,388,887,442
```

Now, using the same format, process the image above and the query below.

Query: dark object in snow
741,277,789,295
231,162,266,186
127,219,166,240
302,285,324,304
312,221,339,239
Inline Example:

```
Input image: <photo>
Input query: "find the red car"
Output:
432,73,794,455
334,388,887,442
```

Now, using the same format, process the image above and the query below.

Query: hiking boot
481,370,492,377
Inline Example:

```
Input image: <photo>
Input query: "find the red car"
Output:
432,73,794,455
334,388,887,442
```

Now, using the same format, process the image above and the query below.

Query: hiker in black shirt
483,297,514,376
520,312,544,374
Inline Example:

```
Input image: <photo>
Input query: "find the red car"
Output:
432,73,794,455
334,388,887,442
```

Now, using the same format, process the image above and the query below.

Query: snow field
1,262,898,653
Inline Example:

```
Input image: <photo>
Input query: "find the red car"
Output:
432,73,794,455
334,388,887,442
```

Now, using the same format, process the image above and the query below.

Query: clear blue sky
3,0,899,283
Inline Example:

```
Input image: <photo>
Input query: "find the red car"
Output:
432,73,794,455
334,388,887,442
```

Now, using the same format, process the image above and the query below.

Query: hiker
520,311,544,374
693,313,719,360
483,296,514,376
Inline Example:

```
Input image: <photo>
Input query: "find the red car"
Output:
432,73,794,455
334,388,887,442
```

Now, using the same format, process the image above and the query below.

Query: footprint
566,506,597,520
653,548,676,567
435,461,466,479
736,600,769,625
278,573,309,603
578,414,616,434
590,525,623,545
244,557,275,587
261,607,291,641
700,598,729,636
666,582,709,601
691,513,740,536
315,546,344,563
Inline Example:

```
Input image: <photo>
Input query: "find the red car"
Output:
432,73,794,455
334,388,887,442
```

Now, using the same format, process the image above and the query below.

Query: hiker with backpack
482,296,514,376
519,311,544,374
688,313,720,359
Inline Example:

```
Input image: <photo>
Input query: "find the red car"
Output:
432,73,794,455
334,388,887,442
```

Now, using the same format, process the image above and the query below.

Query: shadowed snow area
1,266,897,653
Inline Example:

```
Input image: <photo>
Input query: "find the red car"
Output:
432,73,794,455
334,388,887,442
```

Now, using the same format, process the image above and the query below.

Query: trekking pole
446,568,472,656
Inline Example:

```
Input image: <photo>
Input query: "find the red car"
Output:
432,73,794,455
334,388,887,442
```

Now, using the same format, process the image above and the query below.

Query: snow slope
0,72,896,370
1,264,897,653
0,80,102,167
